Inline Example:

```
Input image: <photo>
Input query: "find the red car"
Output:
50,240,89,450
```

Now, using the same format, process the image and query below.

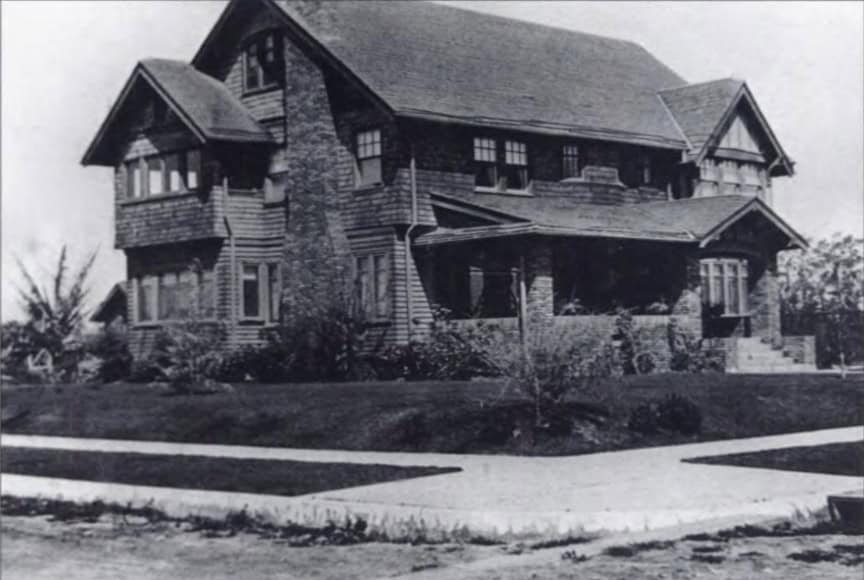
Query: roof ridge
424,1,644,47
658,77,744,94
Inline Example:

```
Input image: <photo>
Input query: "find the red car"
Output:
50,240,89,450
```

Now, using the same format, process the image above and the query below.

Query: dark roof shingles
141,59,272,143
276,1,688,146
659,78,743,154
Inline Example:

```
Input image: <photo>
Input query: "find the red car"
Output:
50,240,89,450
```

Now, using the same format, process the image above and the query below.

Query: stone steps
734,337,817,373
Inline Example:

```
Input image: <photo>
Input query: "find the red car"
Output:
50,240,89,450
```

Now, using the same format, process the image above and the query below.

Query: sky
2,0,862,322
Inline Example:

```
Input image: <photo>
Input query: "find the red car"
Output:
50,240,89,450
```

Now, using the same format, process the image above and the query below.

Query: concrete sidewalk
2,427,862,537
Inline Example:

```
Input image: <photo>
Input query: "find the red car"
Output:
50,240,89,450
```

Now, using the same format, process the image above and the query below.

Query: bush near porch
2,374,861,456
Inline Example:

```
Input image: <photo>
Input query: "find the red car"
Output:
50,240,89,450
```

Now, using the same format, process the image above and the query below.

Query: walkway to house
2,427,861,537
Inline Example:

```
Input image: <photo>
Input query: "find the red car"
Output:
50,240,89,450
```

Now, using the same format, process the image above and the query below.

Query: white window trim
126,149,201,201
133,268,217,326
472,137,533,195
700,258,749,317
239,261,280,323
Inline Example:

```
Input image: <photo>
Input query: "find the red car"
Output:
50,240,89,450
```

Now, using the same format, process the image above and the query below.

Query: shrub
667,318,724,373
614,310,657,375
217,344,292,384
627,402,659,434
375,318,500,381
87,326,133,383
149,319,227,394
656,393,702,435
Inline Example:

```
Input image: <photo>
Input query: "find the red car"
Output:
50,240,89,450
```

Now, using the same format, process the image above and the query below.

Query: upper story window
244,32,283,93
562,145,580,179
473,137,531,193
126,149,201,200
355,129,382,187
700,258,749,316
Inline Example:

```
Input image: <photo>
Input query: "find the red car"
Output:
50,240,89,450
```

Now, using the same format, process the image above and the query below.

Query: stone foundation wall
781,335,816,366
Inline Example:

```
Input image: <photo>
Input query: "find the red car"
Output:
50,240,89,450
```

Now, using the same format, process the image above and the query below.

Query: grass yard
0,447,458,496
2,374,862,455
685,442,864,477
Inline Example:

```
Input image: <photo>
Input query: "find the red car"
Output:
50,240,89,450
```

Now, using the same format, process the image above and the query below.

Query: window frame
239,261,281,323
700,258,749,317
125,148,202,200
354,129,383,188
472,137,532,194
242,31,282,94
355,253,391,322
133,267,217,326
562,144,580,179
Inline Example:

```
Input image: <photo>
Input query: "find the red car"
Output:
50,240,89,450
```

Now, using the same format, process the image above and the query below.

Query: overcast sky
2,1,862,322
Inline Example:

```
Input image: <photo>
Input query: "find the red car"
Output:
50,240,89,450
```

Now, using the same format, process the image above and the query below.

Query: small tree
11,246,97,382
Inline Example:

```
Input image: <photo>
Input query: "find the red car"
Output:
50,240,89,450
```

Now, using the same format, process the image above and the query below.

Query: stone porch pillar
672,252,703,338
750,254,782,346
524,240,554,330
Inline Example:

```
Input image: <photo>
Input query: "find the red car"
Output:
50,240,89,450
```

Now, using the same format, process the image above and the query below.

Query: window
125,149,201,199
562,145,580,179
244,32,282,92
700,258,749,316
355,129,382,187
240,263,280,321
147,157,164,195
473,138,498,188
242,265,261,319
134,268,216,324
126,161,142,199
641,154,652,186
473,137,531,192
504,140,529,190
268,263,281,323
355,254,390,321
137,276,157,322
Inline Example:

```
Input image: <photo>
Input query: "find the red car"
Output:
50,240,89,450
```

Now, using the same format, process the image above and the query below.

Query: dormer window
355,129,382,187
562,145,580,179
473,137,531,193
244,32,282,92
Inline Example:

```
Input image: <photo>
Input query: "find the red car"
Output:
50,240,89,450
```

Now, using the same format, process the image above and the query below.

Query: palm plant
14,246,97,379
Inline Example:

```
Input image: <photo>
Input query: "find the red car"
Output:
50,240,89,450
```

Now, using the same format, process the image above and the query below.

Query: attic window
244,32,282,92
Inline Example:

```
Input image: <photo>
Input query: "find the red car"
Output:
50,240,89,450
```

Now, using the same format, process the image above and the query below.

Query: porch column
524,240,554,329
672,251,703,338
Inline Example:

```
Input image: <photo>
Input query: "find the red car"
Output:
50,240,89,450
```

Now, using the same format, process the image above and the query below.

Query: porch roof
417,193,807,248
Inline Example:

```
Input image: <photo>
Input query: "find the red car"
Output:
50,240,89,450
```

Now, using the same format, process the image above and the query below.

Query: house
82,0,815,371
90,283,128,331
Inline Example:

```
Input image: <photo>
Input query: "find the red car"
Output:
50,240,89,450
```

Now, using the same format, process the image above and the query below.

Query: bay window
134,268,216,324
125,149,201,199
700,258,749,316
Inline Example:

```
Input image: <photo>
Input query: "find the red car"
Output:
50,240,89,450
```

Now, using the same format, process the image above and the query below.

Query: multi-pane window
700,258,749,316
473,137,530,191
135,268,215,324
504,140,529,190
244,32,281,92
473,138,498,188
240,263,281,321
355,129,383,187
126,149,201,199
562,145,580,179
355,254,390,321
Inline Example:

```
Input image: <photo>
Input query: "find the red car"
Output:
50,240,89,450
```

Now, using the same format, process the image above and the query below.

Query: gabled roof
659,79,795,175
90,283,127,324
236,0,688,149
82,59,273,166
419,193,806,249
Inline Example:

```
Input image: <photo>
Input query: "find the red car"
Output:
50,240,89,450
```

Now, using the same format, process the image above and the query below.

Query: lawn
2,374,862,455
0,447,458,496
685,442,864,477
